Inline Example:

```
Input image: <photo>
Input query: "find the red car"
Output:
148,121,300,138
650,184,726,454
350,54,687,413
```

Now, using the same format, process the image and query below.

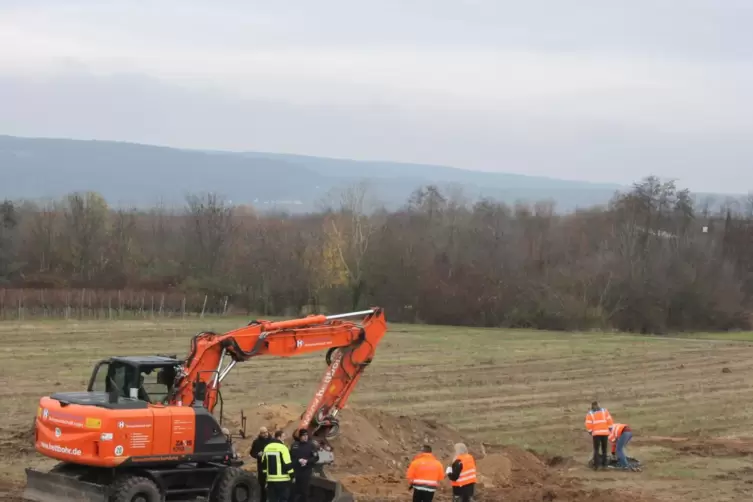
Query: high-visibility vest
609,423,628,444
262,441,294,482
585,408,613,436
406,453,444,492
450,453,477,487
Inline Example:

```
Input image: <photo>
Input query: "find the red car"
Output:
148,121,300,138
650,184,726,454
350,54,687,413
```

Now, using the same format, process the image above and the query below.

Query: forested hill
0,134,630,212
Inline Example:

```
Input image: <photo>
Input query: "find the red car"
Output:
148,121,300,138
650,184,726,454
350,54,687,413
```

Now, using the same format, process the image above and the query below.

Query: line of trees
0,176,751,333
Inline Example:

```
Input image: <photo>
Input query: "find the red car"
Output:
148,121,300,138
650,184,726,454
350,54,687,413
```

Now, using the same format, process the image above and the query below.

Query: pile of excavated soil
232,404,660,502
221,403,482,473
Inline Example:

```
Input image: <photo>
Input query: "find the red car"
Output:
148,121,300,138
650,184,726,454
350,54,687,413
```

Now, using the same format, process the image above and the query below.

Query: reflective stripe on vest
451,454,477,487
609,423,627,443
262,443,293,482
586,408,612,436
407,453,444,491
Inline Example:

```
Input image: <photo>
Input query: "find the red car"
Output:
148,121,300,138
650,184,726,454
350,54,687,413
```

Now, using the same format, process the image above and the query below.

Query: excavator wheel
110,475,161,502
209,467,258,502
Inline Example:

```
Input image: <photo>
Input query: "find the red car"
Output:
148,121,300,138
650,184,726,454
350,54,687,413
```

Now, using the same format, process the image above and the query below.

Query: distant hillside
0,135,734,212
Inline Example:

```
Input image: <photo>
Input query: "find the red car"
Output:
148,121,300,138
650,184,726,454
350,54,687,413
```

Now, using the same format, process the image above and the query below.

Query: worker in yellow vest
445,443,476,502
261,430,295,502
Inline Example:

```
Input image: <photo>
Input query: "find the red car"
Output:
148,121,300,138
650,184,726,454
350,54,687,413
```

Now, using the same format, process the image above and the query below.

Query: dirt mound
226,403,660,501
224,403,480,474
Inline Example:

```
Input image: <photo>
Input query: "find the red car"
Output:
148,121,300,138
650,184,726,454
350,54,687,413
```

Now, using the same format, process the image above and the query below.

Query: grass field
2,318,753,500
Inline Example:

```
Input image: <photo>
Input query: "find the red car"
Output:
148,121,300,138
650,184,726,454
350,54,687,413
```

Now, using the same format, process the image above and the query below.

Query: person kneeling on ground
609,423,636,470
446,443,477,502
585,400,614,470
290,428,319,502
406,444,444,502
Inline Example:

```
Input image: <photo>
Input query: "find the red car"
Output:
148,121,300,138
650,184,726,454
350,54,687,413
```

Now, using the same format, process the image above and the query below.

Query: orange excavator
23,308,387,502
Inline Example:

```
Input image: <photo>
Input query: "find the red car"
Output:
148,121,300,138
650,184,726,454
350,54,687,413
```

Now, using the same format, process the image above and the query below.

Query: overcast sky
1,0,752,192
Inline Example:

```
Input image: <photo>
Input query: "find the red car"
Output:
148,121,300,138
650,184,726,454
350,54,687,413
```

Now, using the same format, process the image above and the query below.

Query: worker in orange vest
406,445,445,502
585,401,614,470
445,443,476,502
609,423,634,469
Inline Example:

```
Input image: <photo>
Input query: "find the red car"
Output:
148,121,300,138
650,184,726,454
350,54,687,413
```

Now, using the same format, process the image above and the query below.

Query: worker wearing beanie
406,444,444,502
585,401,614,470
290,428,319,502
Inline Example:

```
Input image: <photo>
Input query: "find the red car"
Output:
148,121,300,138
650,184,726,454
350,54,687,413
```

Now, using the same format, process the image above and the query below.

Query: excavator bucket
309,475,355,502
23,467,107,502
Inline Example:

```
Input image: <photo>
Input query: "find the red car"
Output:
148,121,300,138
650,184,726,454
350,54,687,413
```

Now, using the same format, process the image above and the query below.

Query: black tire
210,467,258,502
110,475,161,502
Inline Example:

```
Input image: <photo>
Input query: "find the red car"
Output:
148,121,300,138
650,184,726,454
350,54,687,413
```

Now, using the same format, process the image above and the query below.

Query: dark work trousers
267,481,292,502
452,483,474,502
292,470,311,502
592,435,608,468
257,462,267,502
413,488,436,502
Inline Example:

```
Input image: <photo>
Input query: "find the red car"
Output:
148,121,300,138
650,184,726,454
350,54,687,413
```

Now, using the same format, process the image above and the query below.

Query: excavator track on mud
23,309,385,502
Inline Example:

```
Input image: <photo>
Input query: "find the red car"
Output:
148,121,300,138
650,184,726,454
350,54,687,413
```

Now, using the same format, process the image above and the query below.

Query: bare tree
62,192,109,282
183,193,237,278
324,181,382,309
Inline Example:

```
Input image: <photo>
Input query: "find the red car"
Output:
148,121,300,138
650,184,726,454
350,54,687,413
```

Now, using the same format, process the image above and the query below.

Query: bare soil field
1,319,753,500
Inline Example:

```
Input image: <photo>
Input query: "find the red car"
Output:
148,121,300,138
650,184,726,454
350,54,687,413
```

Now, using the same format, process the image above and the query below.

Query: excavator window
87,358,178,405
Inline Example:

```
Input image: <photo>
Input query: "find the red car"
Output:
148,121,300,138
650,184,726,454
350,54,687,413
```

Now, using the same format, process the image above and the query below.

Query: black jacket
447,459,463,482
250,435,273,461
290,440,319,474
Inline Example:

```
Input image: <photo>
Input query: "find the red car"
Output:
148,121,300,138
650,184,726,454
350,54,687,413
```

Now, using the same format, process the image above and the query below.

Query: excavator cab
86,355,180,405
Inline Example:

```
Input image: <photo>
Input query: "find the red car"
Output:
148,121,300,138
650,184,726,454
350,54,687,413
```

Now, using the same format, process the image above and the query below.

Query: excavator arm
171,307,387,443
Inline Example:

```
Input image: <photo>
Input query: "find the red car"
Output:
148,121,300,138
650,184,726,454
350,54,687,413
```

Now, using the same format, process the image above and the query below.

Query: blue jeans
616,431,632,467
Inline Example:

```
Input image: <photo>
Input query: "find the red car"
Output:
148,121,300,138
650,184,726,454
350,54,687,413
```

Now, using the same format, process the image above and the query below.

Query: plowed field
2,319,753,500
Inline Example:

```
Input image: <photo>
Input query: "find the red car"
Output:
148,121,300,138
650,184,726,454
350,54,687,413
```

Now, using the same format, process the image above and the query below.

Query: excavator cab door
87,356,180,405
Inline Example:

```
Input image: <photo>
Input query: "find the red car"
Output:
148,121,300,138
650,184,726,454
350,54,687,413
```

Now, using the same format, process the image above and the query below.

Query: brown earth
638,435,753,458
225,403,660,502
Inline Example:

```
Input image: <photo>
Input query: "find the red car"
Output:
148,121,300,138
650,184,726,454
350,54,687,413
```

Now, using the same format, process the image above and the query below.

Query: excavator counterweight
23,308,386,502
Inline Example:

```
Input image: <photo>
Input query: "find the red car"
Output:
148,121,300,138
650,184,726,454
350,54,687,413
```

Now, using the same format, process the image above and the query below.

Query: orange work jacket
609,423,629,443
406,452,444,492
585,408,613,436
450,453,477,487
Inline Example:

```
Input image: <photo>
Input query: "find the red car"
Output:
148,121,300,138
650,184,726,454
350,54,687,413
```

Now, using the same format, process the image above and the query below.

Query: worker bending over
585,401,614,470
446,443,477,502
261,430,295,502
609,423,635,470
406,445,445,502
290,429,319,502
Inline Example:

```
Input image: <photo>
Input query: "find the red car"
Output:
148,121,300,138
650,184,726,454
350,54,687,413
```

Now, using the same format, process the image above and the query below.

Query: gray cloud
0,0,752,193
